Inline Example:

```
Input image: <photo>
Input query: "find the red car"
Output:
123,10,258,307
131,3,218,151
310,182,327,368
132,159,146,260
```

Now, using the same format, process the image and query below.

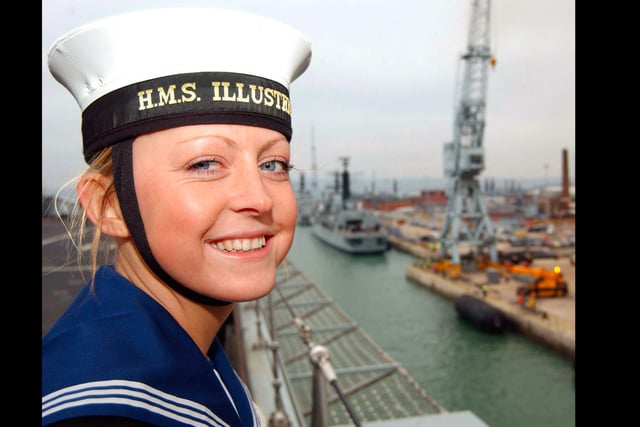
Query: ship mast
311,126,318,195
338,156,351,210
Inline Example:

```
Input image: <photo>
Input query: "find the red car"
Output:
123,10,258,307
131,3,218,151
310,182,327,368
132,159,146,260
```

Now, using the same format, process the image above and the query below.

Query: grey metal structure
439,0,498,264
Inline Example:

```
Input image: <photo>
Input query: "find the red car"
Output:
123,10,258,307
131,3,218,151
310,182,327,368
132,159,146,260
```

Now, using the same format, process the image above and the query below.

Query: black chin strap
112,139,231,306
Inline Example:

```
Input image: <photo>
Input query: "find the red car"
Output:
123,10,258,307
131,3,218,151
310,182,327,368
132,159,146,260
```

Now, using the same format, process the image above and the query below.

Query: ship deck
236,260,488,426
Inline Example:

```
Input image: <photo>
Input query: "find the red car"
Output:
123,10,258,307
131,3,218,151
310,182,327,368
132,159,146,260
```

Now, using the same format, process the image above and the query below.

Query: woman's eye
189,159,221,172
259,160,291,173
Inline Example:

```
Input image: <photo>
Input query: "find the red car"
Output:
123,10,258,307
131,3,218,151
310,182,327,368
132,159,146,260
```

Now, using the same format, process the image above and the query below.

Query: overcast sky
42,0,575,193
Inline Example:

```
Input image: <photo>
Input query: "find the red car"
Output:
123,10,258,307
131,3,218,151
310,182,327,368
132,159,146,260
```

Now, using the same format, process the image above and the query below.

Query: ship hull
312,222,388,254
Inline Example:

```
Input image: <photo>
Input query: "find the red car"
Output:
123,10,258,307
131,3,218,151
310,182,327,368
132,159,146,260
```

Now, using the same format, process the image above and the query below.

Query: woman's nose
228,166,274,215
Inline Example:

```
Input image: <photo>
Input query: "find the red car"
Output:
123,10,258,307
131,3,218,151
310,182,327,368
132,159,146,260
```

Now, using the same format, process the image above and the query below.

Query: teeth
215,236,266,252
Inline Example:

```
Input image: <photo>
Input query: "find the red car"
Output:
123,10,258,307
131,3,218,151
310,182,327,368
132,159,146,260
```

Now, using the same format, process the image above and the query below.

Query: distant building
360,181,575,220
525,184,575,218
359,189,448,216
411,190,448,215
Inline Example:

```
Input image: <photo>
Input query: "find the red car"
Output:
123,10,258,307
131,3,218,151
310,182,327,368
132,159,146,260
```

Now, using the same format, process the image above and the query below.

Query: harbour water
286,226,575,427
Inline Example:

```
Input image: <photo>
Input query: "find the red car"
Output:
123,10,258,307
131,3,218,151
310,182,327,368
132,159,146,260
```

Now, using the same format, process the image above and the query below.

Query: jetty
386,232,575,361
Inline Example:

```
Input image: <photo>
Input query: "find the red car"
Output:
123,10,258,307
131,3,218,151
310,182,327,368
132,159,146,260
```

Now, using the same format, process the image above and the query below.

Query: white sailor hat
48,8,312,162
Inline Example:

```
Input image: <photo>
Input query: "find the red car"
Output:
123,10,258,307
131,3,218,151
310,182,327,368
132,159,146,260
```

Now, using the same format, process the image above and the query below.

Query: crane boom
440,0,498,265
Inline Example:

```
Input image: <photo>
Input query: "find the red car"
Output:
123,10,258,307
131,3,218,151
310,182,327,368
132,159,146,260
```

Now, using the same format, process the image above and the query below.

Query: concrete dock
387,233,575,361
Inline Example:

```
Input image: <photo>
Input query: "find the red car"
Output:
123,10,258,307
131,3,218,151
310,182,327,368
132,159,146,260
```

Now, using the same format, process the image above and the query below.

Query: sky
42,0,575,194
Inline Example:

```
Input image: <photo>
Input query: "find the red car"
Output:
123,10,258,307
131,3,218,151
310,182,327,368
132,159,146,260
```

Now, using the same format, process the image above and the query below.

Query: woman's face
131,124,298,302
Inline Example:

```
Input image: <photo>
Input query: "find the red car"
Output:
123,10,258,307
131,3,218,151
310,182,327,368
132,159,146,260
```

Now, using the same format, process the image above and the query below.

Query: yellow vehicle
476,255,505,275
430,258,462,279
510,265,568,298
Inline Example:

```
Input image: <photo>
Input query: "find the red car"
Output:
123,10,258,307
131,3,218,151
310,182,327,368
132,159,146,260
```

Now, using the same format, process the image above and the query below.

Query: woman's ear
77,172,129,238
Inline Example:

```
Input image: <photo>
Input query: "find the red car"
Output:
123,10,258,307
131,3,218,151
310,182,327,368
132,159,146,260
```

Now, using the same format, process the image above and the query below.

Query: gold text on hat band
137,81,291,116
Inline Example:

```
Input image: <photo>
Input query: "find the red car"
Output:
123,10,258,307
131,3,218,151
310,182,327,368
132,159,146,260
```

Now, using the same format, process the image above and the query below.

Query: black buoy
454,294,508,333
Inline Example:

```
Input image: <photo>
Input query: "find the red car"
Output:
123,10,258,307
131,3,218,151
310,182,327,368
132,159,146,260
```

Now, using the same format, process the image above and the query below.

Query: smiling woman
42,7,311,427
129,124,298,303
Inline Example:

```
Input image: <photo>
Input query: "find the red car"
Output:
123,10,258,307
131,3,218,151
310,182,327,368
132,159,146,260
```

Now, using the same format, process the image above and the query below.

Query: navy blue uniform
42,265,262,426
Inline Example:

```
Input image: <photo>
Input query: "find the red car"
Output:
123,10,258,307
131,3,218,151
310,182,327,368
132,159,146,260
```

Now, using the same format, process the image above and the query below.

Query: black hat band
82,71,292,162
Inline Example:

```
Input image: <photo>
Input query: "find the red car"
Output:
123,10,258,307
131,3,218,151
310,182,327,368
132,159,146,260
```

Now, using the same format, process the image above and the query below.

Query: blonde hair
55,147,117,285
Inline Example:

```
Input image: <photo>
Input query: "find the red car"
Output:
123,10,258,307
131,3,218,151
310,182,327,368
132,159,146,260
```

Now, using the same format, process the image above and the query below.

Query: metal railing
242,261,446,427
